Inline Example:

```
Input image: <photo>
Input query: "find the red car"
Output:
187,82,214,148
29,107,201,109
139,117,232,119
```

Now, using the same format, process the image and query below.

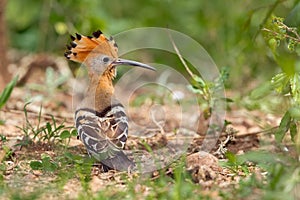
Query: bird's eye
102,57,109,63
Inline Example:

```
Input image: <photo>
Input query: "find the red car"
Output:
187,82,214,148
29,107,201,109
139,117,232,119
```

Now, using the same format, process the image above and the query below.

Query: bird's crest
64,30,118,64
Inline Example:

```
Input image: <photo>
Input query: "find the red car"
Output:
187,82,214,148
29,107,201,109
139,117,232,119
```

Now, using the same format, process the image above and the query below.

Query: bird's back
75,103,135,171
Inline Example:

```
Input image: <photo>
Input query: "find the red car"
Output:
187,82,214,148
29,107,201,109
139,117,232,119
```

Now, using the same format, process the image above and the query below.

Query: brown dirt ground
0,54,283,199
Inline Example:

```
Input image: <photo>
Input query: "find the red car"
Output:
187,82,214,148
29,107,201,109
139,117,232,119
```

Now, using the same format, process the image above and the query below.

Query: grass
1,105,300,199
1,24,300,198
1,97,299,199
16,102,77,146
0,76,18,125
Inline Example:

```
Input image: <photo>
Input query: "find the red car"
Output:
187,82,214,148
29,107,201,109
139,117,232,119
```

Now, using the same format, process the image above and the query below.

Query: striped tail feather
98,151,136,172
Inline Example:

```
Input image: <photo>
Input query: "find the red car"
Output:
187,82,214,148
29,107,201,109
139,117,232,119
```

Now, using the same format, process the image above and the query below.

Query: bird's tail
100,150,136,172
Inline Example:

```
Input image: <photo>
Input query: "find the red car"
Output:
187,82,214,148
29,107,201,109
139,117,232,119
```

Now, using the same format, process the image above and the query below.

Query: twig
276,20,300,40
150,109,165,135
262,28,300,43
167,30,196,80
213,134,233,156
235,126,278,138
1,108,74,122
254,0,286,39
131,125,279,141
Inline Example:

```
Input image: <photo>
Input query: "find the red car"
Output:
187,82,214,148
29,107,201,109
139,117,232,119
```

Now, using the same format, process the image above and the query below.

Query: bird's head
64,30,155,78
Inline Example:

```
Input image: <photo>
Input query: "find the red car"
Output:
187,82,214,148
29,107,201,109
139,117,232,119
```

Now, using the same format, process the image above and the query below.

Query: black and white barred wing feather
75,104,135,171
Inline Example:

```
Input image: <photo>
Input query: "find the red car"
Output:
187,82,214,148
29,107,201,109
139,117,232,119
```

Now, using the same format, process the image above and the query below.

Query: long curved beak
112,58,156,71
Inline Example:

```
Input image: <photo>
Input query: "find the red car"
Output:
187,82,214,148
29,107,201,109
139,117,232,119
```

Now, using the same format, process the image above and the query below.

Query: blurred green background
5,0,300,89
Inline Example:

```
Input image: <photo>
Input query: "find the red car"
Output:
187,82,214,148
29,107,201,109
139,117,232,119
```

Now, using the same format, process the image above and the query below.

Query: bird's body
65,30,155,171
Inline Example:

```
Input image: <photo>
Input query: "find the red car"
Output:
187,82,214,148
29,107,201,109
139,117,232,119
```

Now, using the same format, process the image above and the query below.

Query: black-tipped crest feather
93,30,102,38
75,33,82,40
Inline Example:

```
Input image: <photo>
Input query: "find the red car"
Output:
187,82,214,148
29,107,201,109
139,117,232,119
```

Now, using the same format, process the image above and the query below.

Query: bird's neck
86,69,116,111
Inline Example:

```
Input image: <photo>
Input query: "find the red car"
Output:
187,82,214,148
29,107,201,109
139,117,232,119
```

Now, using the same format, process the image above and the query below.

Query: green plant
169,32,230,122
104,159,204,200
0,76,18,125
0,135,7,143
36,115,77,144
0,76,18,110
1,146,13,161
234,13,300,200
187,67,230,117
220,152,250,175
30,154,58,172
17,102,76,146
232,151,300,200
262,16,300,52
250,16,300,149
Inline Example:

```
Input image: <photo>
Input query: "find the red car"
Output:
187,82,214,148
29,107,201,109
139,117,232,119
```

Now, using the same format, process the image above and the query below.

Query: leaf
289,121,297,142
41,154,58,172
71,129,78,137
64,152,83,163
269,163,285,190
60,130,71,139
193,75,206,87
46,122,52,134
54,124,65,133
285,2,300,28
289,106,300,120
275,111,291,142
214,66,229,89
225,151,237,165
237,151,280,169
187,85,203,95
224,119,232,127
220,97,234,103
42,159,58,172
0,76,18,109
41,153,50,160
250,82,272,100
274,53,296,76
268,38,279,52
290,74,300,104
30,161,43,170
270,73,289,93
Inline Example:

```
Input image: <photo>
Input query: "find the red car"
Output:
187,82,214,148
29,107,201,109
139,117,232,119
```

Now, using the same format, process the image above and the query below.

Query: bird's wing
75,104,135,171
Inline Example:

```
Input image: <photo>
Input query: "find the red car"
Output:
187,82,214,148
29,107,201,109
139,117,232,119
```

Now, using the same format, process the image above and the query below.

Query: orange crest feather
64,30,118,64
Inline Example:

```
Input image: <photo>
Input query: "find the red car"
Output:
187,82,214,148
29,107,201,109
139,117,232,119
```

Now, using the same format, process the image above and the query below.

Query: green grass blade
0,76,18,109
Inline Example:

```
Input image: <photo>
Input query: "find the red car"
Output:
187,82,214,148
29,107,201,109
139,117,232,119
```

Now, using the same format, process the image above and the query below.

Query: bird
64,30,155,171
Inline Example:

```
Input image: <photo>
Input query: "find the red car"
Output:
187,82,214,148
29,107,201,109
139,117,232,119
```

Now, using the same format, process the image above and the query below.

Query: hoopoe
64,30,155,171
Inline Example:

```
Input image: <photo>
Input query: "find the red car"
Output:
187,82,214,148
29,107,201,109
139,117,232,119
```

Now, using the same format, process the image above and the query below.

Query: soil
0,54,283,199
